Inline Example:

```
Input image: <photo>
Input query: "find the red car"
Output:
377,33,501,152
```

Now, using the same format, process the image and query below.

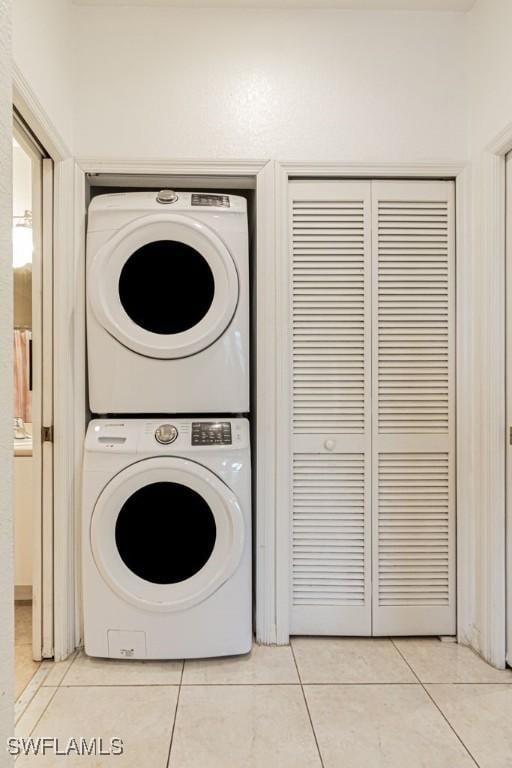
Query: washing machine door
88,214,239,359
90,457,245,612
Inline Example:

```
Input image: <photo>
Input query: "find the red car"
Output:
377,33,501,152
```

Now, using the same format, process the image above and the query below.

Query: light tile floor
15,603,40,699
13,637,512,767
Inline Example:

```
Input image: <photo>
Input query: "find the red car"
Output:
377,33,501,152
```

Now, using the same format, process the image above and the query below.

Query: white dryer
86,191,249,414
82,418,252,659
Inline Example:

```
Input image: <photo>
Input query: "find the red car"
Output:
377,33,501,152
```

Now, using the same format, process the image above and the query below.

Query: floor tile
42,652,79,687
16,687,57,738
15,604,33,646
292,637,416,683
182,643,299,685
394,638,512,683
16,662,53,722
16,685,178,767
169,685,322,768
305,684,476,768
15,644,41,699
61,650,182,686
427,684,512,768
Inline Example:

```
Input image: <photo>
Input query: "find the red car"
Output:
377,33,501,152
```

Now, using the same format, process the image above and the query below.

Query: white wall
0,0,14,758
13,0,74,153
72,7,468,162
468,0,512,155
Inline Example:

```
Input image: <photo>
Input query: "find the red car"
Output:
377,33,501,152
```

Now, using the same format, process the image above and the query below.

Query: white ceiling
72,0,477,11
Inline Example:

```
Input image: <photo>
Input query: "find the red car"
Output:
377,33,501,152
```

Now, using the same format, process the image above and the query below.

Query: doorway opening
13,112,54,699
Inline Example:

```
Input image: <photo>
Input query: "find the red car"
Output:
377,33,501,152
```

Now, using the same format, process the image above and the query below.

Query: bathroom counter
14,436,33,457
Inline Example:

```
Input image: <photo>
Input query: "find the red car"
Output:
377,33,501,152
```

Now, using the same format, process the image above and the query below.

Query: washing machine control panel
154,424,178,445
85,419,249,455
192,422,232,446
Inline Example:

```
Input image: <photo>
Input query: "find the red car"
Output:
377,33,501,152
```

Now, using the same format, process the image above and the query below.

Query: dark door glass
118,240,215,334
115,481,217,584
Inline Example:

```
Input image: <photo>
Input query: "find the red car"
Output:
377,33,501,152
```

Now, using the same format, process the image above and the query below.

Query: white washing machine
86,191,249,414
82,418,251,659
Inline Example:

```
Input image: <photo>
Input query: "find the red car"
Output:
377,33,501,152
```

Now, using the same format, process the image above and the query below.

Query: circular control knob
155,424,178,444
324,439,336,451
156,189,178,204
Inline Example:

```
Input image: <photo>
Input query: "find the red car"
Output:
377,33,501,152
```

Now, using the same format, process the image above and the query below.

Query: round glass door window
115,481,217,584
118,241,215,335
90,456,245,611
89,214,239,359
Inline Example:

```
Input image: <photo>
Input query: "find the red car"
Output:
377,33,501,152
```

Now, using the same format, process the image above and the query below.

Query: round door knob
156,189,178,204
155,424,178,444
324,439,336,451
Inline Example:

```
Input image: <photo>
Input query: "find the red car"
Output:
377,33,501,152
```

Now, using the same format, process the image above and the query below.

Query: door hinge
42,425,54,443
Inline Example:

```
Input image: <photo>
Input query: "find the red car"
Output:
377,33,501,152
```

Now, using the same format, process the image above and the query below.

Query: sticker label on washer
191,193,230,208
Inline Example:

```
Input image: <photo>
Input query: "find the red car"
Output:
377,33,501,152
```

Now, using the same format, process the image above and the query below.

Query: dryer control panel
192,421,232,446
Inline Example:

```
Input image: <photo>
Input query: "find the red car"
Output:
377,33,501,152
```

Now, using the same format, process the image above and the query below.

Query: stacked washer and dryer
82,190,252,659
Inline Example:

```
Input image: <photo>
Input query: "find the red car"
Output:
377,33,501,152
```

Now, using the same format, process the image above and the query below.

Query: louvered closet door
289,181,372,635
371,181,456,635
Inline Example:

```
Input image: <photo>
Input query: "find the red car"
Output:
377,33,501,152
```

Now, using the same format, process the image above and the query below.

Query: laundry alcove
76,162,276,649
64,159,471,656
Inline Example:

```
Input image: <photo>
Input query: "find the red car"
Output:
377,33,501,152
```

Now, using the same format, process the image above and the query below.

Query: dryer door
88,214,239,359
90,457,245,611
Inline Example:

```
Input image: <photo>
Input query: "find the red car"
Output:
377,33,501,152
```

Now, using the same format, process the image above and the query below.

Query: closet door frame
276,162,472,647
13,117,54,661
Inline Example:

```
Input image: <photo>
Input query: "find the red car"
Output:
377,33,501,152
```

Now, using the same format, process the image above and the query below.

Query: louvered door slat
290,181,371,636
372,181,455,636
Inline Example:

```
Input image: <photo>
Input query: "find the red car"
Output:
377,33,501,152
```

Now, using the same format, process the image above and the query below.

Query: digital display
192,422,232,446
191,193,230,208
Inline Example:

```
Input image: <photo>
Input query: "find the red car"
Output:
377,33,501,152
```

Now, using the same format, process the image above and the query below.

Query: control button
324,439,336,451
156,189,178,204
155,424,178,444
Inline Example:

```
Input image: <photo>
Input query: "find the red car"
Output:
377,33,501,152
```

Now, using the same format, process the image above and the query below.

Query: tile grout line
166,660,185,768
390,639,481,768
19,685,60,745
41,680,423,687
290,642,325,768
15,661,53,722
56,649,81,686
17,651,81,742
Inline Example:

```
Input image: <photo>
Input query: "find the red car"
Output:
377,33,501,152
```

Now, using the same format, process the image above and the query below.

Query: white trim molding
274,161,474,648
72,164,87,650
472,123,512,669
12,63,71,162
11,73,77,661
454,164,476,651
53,158,81,660
77,158,267,176
507,152,512,668
254,161,279,644
274,161,467,179
478,152,506,667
